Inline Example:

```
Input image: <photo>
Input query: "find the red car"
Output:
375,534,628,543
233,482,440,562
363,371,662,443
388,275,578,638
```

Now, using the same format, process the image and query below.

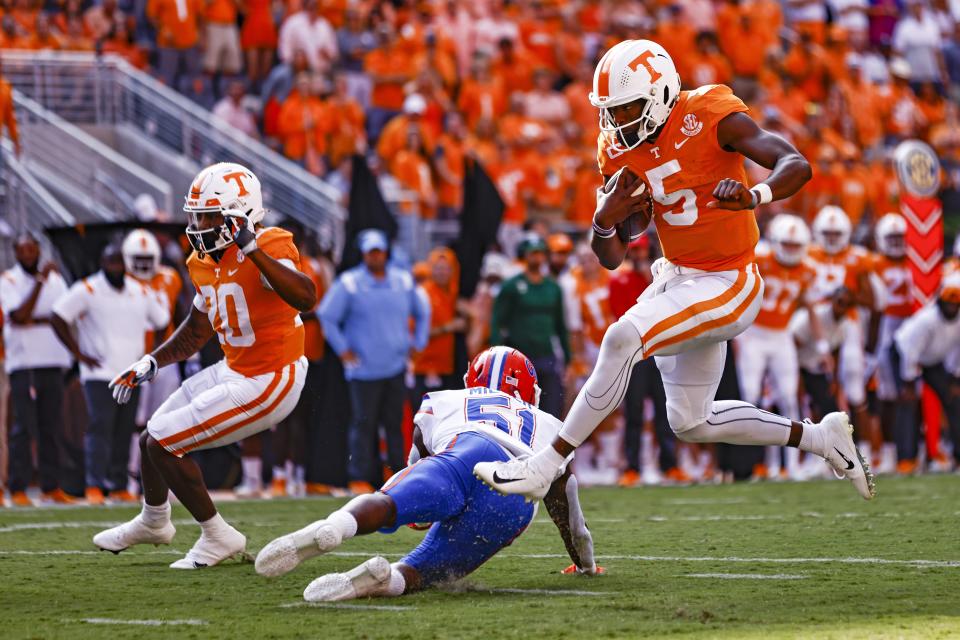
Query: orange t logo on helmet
627,50,662,84
223,172,250,197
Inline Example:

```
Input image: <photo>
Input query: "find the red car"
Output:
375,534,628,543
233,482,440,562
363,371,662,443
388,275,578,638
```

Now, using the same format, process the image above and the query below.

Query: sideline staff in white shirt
0,233,73,505
890,274,960,467
52,243,170,503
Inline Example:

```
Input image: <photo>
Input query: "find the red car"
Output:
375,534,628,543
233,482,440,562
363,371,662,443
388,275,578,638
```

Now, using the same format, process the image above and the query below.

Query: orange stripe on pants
173,363,297,456
641,267,751,350
645,271,762,357
157,369,283,449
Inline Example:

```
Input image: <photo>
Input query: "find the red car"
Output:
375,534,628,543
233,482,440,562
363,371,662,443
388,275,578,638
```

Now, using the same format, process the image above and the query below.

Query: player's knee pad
597,318,643,364
672,421,713,443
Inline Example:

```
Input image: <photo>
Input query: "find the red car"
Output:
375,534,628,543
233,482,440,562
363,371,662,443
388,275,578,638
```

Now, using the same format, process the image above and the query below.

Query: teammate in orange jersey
93,163,317,568
735,215,823,479
807,205,876,305
868,214,915,473
476,39,875,501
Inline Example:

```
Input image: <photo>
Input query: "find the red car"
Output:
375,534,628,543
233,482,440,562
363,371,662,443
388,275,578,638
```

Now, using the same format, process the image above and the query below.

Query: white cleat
816,412,876,500
303,556,392,603
473,456,555,501
93,516,176,553
255,520,343,577
169,525,246,569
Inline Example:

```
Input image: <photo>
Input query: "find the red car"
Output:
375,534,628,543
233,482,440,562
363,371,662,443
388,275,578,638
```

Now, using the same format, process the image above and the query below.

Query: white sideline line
326,551,960,568
0,519,196,533
71,618,207,626
682,573,807,580
481,588,614,596
279,602,414,611
4,548,958,569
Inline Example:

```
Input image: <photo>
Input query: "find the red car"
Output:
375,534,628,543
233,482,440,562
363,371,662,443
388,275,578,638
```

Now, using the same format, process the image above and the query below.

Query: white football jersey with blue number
415,387,564,459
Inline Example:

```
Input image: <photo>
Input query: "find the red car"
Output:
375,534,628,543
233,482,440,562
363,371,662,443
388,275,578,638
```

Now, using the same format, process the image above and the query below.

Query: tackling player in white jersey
255,347,598,602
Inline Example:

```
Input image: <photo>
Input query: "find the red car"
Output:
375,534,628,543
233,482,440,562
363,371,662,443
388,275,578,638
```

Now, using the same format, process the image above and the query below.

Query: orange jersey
754,253,816,330
598,85,757,272
871,254,913,318
187,228,304,376
573,268,613,346
807,244,873,303
945,257,960,277
145,265,182,348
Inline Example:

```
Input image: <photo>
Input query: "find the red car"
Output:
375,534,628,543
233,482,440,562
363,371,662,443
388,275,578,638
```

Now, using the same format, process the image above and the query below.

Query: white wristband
751,183,773,206
240,238,258,255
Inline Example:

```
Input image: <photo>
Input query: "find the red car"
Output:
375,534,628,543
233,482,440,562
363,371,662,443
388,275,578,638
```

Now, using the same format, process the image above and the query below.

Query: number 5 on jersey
199,283,255,347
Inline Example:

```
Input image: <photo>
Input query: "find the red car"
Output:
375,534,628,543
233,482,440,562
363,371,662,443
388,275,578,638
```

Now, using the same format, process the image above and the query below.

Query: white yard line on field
1,549,183,555
279,602,414,611
0,519,197,533
480,588,616,596
71,618,207,626
681,573,808,580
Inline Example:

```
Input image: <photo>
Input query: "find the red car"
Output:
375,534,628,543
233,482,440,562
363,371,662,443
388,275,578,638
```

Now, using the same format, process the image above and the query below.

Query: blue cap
358,229,389,254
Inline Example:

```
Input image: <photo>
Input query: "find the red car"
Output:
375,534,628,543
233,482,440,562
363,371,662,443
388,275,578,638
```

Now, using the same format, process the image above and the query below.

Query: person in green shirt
491,234,570,417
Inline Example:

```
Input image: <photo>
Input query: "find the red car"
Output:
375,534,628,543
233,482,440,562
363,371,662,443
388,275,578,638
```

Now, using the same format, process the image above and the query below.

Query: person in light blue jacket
319,229,430,491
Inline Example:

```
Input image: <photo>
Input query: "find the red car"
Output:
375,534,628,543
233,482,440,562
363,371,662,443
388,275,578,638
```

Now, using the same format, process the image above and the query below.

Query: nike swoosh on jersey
674,138,691,150
227,268,240,276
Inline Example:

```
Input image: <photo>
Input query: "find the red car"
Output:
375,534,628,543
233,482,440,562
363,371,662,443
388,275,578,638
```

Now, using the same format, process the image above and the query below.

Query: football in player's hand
608,169,652,239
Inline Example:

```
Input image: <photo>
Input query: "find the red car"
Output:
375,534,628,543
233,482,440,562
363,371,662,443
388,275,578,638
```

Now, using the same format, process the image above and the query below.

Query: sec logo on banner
894,140,941,198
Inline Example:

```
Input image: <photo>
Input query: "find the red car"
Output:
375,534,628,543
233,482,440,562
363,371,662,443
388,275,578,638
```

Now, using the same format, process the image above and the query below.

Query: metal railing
0,138,75,270
14,90,174,219
1,50,345,250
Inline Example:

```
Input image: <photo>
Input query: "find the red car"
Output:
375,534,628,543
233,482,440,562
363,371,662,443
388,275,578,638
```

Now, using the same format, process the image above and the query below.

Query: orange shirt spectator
300,254,327,362
10,0,38,34
434,114,467,215
376,107,438,168
206,0,236,23
0,16,31,49
518,12,563,71
837,159,874,226
364,32,417,112
326,78,366,167
687,33,733,87
0,70,21,157
654,11,697,79
745,0,782,49
413,248,462,378
390,134,437,219
564,68,596,146
568,154,601,228
490,38,536,94
464,122,498,169
489,145,536,225
61,17,95,51
725,17,768,78
457,70,507,131
27,14,60,50
147,0,203,49
101,24,146,69
318,0,345,29
838,63,884,148
277,77,329,162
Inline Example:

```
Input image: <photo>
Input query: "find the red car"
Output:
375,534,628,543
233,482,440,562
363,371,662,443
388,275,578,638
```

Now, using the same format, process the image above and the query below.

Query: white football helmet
122,229,161,280
184,162,265,255
875,213,908,258
589,39,682,151
769,214,811,266
812,206,851,255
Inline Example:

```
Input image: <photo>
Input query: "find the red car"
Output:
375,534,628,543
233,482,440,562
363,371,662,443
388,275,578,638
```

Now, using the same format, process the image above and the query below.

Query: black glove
227,215,258,254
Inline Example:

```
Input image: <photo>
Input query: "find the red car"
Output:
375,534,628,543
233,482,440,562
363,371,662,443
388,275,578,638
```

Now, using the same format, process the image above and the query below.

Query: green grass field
2,475,959,639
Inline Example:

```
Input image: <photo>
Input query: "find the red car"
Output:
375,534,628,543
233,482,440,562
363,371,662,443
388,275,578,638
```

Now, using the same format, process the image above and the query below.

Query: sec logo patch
680,113,703,137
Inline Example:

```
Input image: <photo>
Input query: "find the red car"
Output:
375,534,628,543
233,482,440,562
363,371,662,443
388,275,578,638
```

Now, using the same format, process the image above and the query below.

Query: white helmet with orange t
769,214,811,266
589,39,682,151
812,205,852,255
875,213,908,258
121,229,161,280
183,162,265,255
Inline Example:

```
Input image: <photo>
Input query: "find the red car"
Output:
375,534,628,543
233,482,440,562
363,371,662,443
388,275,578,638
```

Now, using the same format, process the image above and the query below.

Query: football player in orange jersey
93,163,317,569
807,206,876,305
867,214,915,473
476,39,875,501
945,235,960,277
735,215,824,480
121,229,185,442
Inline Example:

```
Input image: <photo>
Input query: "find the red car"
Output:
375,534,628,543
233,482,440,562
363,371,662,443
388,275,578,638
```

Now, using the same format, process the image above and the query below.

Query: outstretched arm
543,469,598,574
708,112,812,210
151,305,216,368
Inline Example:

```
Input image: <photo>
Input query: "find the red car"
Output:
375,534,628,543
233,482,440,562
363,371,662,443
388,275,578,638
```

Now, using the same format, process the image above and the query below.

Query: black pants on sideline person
82,381,139,492
800,369,840,419
7,367,65,493
889,344,960,463
623,358,676,472
347,372,406,485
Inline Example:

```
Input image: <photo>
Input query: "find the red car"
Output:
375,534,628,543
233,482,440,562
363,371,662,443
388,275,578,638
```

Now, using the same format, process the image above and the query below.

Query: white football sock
199,512,230,537
681,401,798,447
327,510,358,540
559,319,644,447
382,564,407,597
241,457,262,490
141,501,171,527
